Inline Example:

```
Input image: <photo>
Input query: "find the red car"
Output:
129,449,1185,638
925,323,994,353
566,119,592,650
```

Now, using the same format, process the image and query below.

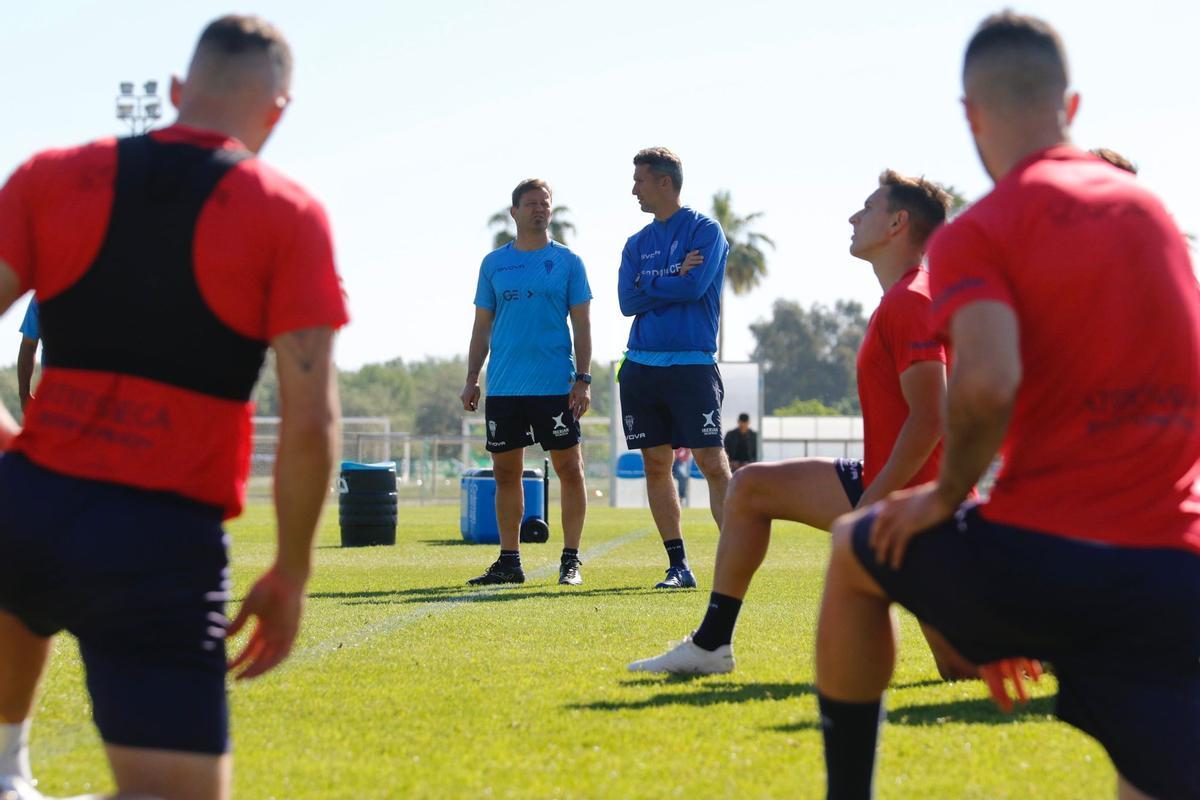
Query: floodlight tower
115,80,163,134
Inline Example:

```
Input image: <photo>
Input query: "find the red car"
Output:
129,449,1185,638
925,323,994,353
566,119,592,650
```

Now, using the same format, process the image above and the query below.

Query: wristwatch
574,372,592,385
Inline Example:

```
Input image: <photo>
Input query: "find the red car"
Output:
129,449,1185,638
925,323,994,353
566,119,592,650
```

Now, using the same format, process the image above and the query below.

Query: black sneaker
654,565,697,589
467,560,525,586
558,557,583,586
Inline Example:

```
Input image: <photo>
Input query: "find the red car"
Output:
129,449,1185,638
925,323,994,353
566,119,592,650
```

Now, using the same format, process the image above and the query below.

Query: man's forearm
273,415,338,581
857,414,941,507
937,379,1012,505
16,340,36,405
465,327,490,382
573,319,592,376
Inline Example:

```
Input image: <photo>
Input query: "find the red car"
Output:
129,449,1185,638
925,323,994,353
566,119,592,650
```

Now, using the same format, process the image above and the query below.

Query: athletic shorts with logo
485,395,581,453
0,452,230,754
618,360,725,450
850,504,1200,800
834,458,865,507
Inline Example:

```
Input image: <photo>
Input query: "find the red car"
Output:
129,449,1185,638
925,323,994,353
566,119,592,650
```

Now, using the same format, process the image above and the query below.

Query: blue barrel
338,461,397,547
460,468,545,544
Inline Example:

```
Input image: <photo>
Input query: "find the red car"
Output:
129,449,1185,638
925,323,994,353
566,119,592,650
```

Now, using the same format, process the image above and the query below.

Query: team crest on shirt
544,260,554,274
701,410,719,436
624,414,635,432
487,420,497,439
670,241,679,256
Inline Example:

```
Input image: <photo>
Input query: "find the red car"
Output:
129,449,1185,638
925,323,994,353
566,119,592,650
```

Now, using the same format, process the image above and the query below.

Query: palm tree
711,190,774,360
487,206,576,249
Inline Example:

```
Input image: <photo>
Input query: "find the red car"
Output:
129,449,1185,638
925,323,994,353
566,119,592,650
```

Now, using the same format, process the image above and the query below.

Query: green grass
31,505,1112,798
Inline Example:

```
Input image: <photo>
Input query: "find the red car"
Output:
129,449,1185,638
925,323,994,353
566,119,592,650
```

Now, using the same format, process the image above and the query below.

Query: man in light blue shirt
617,147,732,589
460,178,593,587
16,298,38,412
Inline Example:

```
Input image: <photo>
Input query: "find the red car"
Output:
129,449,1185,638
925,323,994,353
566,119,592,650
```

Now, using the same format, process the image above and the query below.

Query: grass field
30,504,1113,798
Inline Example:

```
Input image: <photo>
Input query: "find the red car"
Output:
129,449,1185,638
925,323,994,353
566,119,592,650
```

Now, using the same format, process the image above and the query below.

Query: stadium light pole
115,80,163,134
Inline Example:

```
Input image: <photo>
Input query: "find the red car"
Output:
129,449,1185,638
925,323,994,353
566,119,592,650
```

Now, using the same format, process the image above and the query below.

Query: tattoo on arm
275,329,323,374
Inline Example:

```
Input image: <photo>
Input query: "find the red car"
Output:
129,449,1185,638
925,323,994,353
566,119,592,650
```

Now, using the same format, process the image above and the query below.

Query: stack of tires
338,461,397,547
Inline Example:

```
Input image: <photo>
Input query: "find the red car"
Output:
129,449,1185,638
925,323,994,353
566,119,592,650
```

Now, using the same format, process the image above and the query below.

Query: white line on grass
286,526,655,666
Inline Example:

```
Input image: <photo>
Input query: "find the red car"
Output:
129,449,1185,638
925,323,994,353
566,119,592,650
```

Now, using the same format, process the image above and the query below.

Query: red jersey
928,145,1200,554
0,125,349,518
857,267,947,489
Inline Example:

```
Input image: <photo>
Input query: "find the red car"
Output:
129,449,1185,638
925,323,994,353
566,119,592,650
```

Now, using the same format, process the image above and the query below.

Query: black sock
818,694,885,800
663,538,687,568
499,550,521,569
691,592,743,651
561,547,579,562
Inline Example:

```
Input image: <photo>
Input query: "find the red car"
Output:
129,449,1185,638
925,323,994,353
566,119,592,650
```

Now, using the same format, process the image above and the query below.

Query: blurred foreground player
0,15,347,800
815,13,1200,800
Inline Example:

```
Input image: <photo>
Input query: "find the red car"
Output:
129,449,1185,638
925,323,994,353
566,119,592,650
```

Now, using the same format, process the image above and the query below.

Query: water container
460,468,545,544
338,461,397,547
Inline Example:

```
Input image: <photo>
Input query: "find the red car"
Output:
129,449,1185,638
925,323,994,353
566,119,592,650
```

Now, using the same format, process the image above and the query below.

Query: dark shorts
834,458,864,506
618,360,724,450
484,394,581,453
850,504,1200,800
0,453,230,755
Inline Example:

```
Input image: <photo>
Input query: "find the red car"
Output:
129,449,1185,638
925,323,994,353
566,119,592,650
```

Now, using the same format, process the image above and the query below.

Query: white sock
0,720,32,779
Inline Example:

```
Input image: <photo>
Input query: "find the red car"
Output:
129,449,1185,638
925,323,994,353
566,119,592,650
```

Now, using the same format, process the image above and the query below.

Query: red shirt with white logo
0,125,349,517
857,267,947,489
928,145,1200,554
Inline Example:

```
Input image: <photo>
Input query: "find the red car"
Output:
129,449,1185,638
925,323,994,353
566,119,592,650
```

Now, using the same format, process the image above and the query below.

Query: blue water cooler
460,466,548,544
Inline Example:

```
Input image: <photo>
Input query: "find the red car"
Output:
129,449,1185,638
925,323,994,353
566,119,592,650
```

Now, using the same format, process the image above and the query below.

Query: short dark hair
1091,148,1138,175
879,170,951,248
963,11,1069,109
737,413,751,423
511,178,552,209
196,15,292,79
633,147,683,192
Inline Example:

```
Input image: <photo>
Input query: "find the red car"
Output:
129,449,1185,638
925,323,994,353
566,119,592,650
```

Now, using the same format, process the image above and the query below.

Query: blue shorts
0,453,230,755
618,360,724,450
851,504,1200,800
834,458,864,506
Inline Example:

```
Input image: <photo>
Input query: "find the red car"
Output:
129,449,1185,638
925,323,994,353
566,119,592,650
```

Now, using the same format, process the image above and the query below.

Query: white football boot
627,636,735,675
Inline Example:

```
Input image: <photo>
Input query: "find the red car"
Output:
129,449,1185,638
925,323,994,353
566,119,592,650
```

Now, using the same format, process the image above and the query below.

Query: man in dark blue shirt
617,147,731,589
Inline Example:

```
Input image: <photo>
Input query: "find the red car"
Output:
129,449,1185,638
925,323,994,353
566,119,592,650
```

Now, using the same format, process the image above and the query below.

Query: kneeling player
630,170,973,679
815,14,1200,800
461,179,593,586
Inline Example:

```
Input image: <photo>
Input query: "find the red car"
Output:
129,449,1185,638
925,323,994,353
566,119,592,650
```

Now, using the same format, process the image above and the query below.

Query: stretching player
617,147,731,589
815,13,1200,800
0,16,346,800
630,171,972,679
460,178,592,586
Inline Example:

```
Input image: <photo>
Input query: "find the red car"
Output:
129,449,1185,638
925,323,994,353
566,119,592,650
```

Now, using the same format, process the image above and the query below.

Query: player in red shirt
815,13,1200,800
630,171,973,679
0,16,347,800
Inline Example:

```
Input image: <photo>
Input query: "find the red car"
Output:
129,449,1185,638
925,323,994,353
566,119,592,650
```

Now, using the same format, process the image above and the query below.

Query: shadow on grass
308,585,662,605
767,695,1056,733
418,538,479,547
568,681,816,711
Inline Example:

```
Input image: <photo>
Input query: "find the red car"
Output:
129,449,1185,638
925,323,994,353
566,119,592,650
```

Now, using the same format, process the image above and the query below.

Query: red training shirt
0,125,349,518
857,267,947,489
928,145,1200,554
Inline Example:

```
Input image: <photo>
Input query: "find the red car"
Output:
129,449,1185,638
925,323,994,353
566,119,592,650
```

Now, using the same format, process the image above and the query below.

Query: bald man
814,12,1200,800
0,15,347,800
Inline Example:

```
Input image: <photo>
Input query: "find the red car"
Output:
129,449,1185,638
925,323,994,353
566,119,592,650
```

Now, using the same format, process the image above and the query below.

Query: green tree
939,184,971,218
488,206,577,249
710,190,774,359
772,398,842,416
750,299,867,412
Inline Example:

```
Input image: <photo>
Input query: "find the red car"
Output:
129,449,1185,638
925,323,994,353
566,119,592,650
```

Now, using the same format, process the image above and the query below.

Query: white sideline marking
286,527,655,666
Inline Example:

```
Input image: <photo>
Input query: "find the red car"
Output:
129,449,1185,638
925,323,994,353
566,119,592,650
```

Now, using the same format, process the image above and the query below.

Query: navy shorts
484,394,581,453
851,504,1200,800
0,453,230,755
618,360,724,450
834,458,864,506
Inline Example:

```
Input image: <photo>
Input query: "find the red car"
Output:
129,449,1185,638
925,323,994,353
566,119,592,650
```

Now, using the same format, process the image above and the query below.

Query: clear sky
2,0,1196,370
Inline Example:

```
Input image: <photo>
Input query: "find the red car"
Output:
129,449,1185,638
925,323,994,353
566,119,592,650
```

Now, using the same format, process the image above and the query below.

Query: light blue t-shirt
18,298,38,340
474,240,592,396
